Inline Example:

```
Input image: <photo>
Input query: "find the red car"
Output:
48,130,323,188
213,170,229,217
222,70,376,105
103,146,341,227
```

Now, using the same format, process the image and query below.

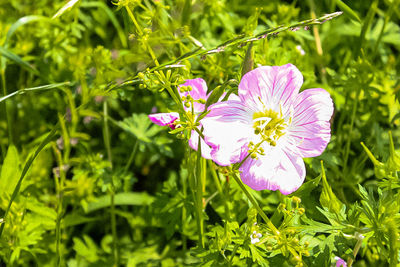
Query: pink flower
334,257,347,267
201,64,333,194
148,78,213,159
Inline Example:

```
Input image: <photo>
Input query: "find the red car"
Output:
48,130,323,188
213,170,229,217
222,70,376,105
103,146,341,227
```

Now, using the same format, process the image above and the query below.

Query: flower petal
179,78,208,113
238,64,303,115
189,129,213,160
288,88,333,157
148,112,180,129
239,146,305,195
201,100,253,166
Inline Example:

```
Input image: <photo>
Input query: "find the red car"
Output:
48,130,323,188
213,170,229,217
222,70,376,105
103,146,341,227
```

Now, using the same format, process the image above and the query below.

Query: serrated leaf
118,113,164,143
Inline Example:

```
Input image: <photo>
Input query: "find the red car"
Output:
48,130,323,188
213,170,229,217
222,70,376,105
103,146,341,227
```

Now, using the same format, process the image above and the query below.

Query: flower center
252,109,287,146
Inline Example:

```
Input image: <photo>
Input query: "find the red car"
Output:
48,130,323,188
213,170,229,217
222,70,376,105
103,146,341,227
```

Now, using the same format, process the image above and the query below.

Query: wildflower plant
0,1,400,267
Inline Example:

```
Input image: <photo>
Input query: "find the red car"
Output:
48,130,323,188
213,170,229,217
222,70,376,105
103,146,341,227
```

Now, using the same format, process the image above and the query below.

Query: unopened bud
292,196,301,204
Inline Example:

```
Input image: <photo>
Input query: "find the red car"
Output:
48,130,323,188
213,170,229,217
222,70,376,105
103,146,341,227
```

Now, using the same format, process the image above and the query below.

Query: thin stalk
123,140,138,192
356,0,378,58
195,141,205,248
181,167,187,255
231,172,279,236
208,161,230,220
123,139,138,172
307,0,327,84
373,0,399,57
103,101,119,266
125,6,159,66
343,87,361,175
347,232,364,267
52,143,65,267
1,69,13,144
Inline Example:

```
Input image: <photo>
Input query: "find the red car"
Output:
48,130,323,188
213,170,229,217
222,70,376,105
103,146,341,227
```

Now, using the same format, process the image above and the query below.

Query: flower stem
347,232,364,267
1,69,13,144
52,142,65,267
103,101,119,266
125,6,159,66
195,154,205,248
208,161,231,220
231,172,279,236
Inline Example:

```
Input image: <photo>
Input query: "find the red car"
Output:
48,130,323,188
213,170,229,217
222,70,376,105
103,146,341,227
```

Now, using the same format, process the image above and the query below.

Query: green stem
231,172,279,235
103,101,119,266
124,139,138,172
195,147,205,248
52,143,65,267
372,0,397,57
208,161,230,220
347,232,364,267
1,69,13,144
343,87,361,175
125,6,159,66
181,166,188,255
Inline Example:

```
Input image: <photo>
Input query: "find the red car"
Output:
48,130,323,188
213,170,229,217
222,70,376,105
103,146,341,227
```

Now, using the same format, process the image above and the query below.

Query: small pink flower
148,78,213,159
334,257,347,267
201,64,333,194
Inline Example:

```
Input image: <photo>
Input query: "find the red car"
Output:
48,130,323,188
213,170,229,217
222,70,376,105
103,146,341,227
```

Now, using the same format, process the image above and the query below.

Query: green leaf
0,125,58,238
85,192,154,213
81,2,127,48
0,145,20,198
52,0,80,19
5,15,60,46
241,43,254,77
205,79,238,108
73,235,99,263
117,113,164,143
62,214,100,228
335,0,361,23
0,45,39,74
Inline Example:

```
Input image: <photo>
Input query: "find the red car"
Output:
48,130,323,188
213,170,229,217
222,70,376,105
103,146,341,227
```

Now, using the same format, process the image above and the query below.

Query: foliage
0,0,399,266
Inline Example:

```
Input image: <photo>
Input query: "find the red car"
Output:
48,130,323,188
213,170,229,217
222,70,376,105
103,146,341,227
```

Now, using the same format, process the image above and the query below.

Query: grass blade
0,45,39,75
0,82,71,103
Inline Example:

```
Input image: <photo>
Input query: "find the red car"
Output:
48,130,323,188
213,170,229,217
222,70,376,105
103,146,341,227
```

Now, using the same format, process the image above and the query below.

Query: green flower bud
292,196,301,204
298,208,305,215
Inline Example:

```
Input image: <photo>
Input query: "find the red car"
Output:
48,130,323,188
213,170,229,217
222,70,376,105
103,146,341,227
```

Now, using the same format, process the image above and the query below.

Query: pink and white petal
179,78,208,113
201,100,253,166
148,112,180,128
289,88,333,158
239,147,305,195
189,129,213,160
238,64,303,115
